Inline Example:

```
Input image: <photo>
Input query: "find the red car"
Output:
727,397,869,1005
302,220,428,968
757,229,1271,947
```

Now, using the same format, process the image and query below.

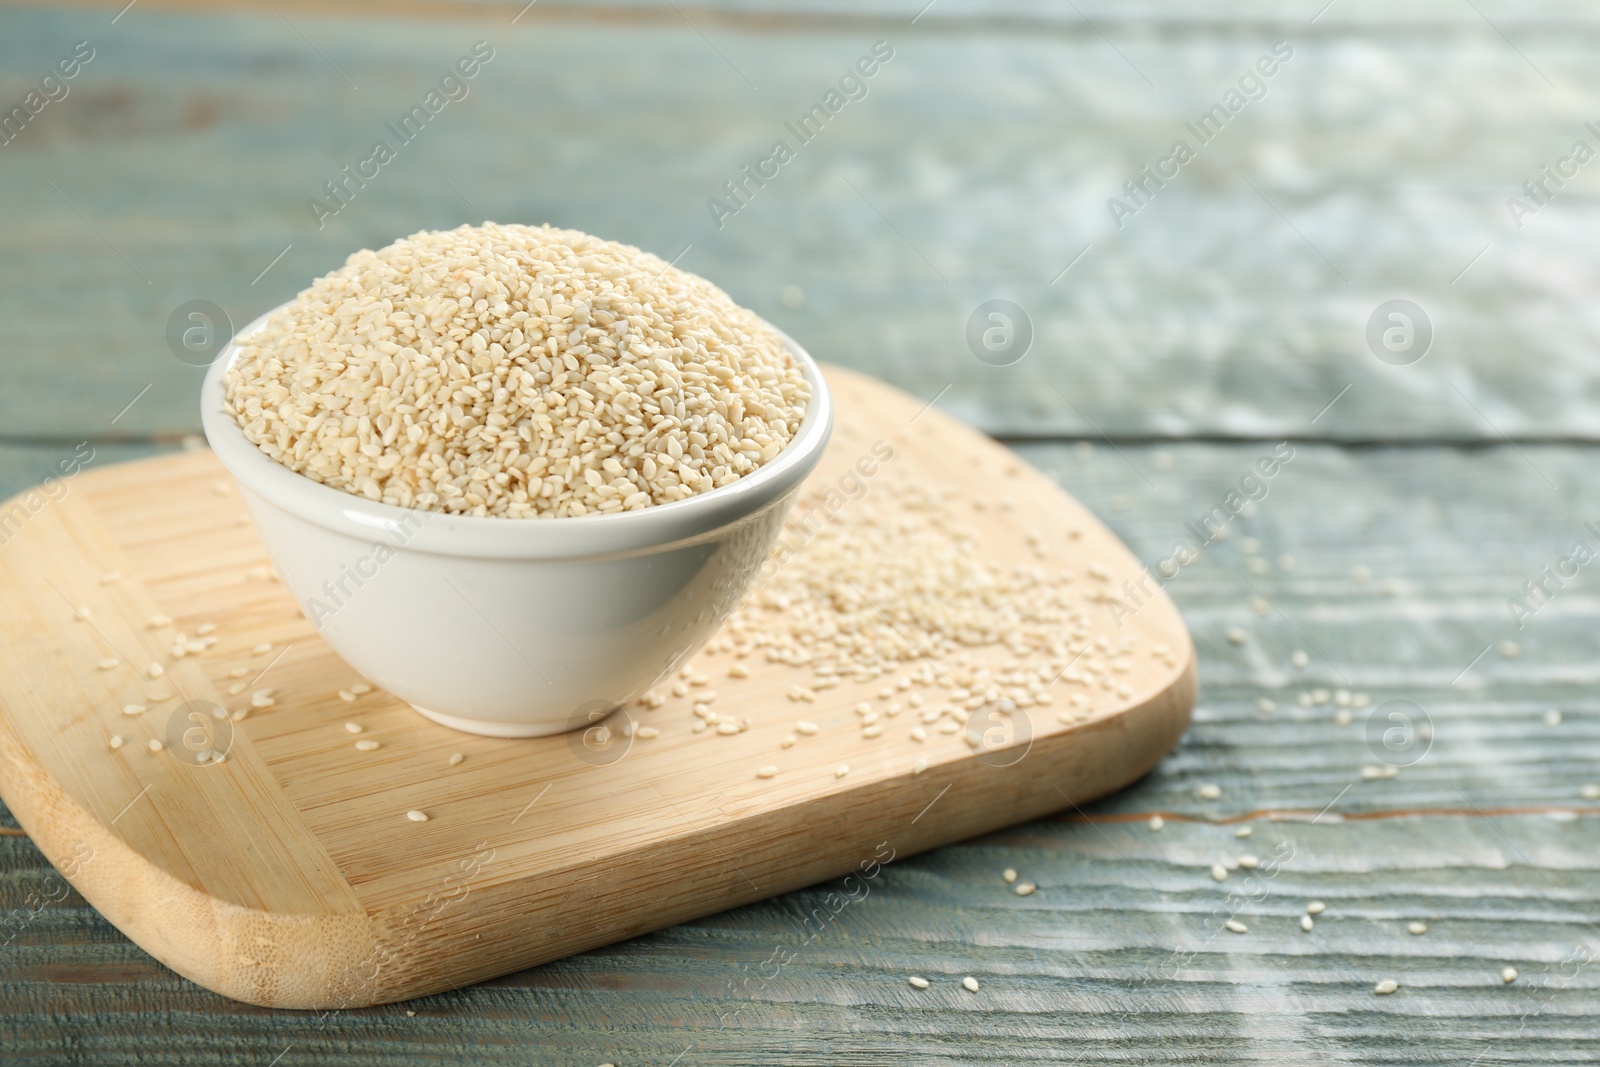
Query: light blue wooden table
2,1,1597,1063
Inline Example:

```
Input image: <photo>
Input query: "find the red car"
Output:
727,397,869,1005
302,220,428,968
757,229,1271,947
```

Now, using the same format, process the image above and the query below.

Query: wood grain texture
0,365,1194,1009
1,5,1598,442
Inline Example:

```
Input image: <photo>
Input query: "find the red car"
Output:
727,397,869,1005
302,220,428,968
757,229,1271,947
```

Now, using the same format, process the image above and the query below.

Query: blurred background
4,1,1599,1063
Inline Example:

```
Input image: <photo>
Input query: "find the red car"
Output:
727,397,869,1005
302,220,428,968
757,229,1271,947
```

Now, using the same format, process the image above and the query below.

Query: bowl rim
200,302,834,561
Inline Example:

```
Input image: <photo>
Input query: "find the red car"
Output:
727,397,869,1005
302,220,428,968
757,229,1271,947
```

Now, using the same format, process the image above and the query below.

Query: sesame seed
1501,966,1518,984
228,683,246,695
835,764,850,778
1196,783,1222,800
862,725,883,738
228,668,248,678
756,765,778,779
913,758,929,775
1374,980,1398,995
1300,915,1314,932
1002,868,1017,883
1014,883,1036,896
1290,650,1310,668
405,810,428,823
1256,698,1277,713
195,623,216,636
1225,627,1248,645
344,722,363,734
122,705,145,716
962,976,980,992
907,976,930,989
1582,784,1600,800
108,735,123,750
1224,920,1247,933
338,690,356,702
1238,854,1259,869
1543,708,1563,727
910,726,927,742
148,613,172,628
716,722,739,735
250,691,275,708
350,683,371,695
1148,815,1164,831
96,658,119,671
1497,640,1521,658
355,739,380,751
636,727,660,739
73,605,91,621
1234,826,1253,838
1211,865,1228,882
1306,901,1326,915
252,642,272,655
147,739,163,752
795,721,818,735
1407,922,1428,935
448,753,465,765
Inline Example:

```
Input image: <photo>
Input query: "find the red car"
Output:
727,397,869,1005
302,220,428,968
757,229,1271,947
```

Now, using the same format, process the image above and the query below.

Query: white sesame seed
227,683,246,695
716,722,740,735
1290,650,1310,668
228,667,248,678
756,765,778,779
1306,901,1326,915
1234,825,1252,838
1374,980,1398,995
252,642,272,655
636,727,660,739
355,739,380,751
1237,854,1259,869
1497,640,1521,658
344,722,363,734
338,690,357,703
1225,627,1248,645
913,758,929,775
350,683,371,695
195,622,216,636
907,976,930,989
1543,708,1562,727
1582,784,1600,800
1196,783,1222,800
1014,883,1036,896
108,735,123,750
1224,920,1247,934
97,658,119,671
1211,865,1228,882
1002,868,1018,883
405,810,428,823
862,725,883,738
1501,966,1518,984
962,976,980,992
1256,698,1277,713
1148,815,1164,831
147,739,163,752
795,721,818,736
448,753,465,765
1300,915,1314,932
1407,922,1428,935
73,605,91,621
148,613,172,628
121,705,145,716
835,764,850,778
910,726,927,742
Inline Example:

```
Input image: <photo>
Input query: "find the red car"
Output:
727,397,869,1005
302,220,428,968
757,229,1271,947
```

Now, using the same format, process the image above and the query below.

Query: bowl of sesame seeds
201,223,831,737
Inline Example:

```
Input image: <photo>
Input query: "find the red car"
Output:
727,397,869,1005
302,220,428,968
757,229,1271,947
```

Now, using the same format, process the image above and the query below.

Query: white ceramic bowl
201,304,832,737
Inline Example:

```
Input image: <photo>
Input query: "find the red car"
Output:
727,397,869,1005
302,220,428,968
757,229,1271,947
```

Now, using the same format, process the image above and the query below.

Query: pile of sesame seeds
223,223,811,518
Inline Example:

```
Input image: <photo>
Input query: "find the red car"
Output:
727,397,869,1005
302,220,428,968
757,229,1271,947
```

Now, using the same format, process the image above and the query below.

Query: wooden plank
3,439,1597,1059
2,7,1598,441
0,367,1194,1008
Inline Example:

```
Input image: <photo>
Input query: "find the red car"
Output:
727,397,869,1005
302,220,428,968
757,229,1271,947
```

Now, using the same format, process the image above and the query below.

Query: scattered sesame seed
1238,854,1259,869
728,664,750,679
1501,966,1518,984
147,739,163,752
228,683,246,695
1582,784,1600,800
907,976,930,989
1290,650,1309,668
1211,865,1228,882
756,765,778,779
350,683,371,695
1300,915,1314,932
250,691,276,709
73,605,91,621
448,753,465,765
913,758,929,775
148,614,172,628
716,722,740,735
1234,826,1253,838
1196,783,1222,800
1014,882,1036,896
1407,922,1428,935
1333,709,1354,727
1306,901,1326,915
1224,919,1247,934
1148,815,1165,831
405,810,428,823
96,658,119,671
1374,980,1398,995
636,727,660,739
1497,640,1521,658
1002,868,1018,883
1543,708,1562,727
1256,698,1277,713
195,622,217,636
862,724,883,738
108,735,123,750
795,721,818,735
962,976,980,993
231,708,249,721
338,690,357,702
355,739,380,751
344,722,363,734
1225,627,1248,645
122,705,145,716
835,764,850,779
228,667,248,678
252,642,272,655
910,726,927,742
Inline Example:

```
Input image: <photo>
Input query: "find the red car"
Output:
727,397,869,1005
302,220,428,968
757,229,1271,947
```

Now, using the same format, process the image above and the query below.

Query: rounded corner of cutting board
0,716,382,1010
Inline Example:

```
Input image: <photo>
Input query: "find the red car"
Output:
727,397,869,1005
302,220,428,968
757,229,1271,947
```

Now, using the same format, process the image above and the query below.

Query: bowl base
409,704,576,738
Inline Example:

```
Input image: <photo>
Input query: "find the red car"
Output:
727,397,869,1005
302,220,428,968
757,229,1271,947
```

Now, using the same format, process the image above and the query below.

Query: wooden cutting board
0,365,1195,1010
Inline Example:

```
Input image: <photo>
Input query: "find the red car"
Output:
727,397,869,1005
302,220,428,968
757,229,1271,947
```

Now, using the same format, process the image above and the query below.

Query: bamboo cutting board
0,366,1194,1009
